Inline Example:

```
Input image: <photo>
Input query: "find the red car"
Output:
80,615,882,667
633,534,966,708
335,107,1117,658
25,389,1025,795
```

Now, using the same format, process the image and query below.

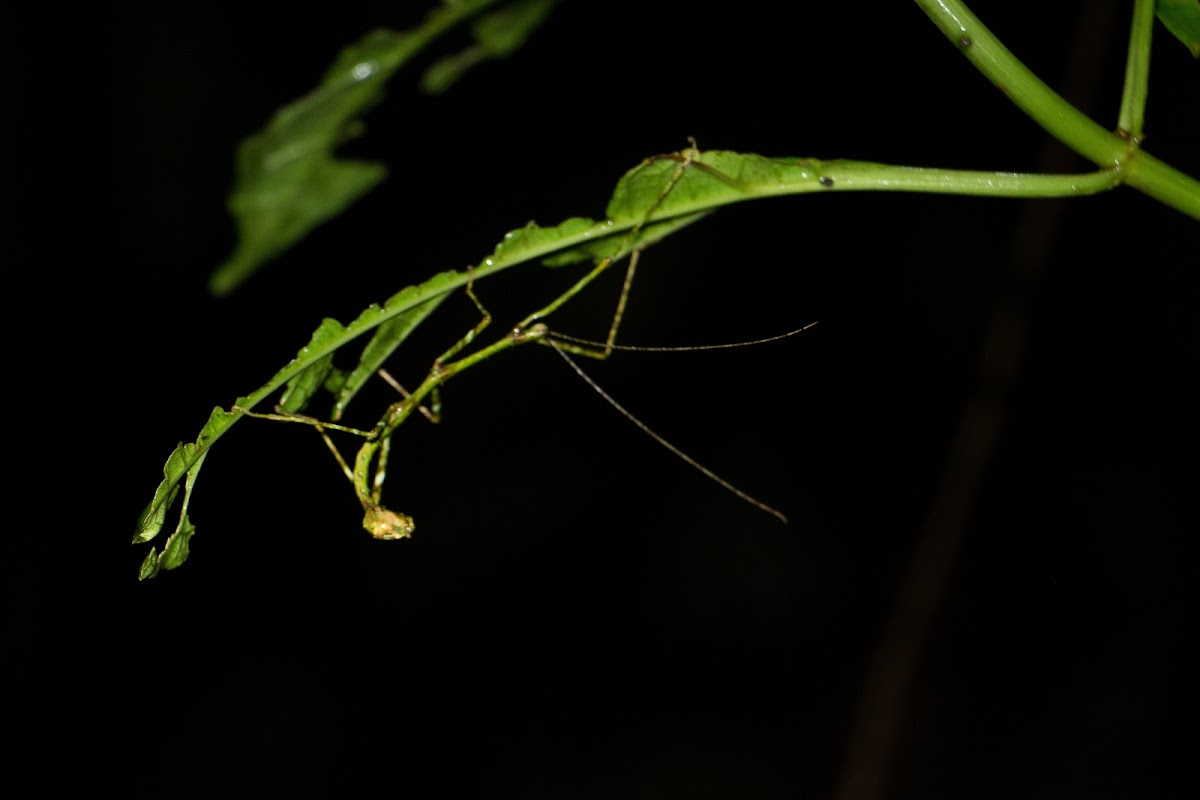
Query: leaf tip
138,548,160,581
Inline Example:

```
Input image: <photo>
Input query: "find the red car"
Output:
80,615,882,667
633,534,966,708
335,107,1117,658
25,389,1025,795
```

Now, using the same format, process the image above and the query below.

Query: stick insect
237,140,812,538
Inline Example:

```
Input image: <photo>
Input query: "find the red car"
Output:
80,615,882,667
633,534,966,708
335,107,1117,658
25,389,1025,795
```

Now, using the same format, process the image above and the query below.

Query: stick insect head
363,503,415,540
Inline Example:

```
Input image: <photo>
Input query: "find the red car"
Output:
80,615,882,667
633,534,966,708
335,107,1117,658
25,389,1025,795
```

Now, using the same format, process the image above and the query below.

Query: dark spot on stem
958,35,972,49
819,176,835,188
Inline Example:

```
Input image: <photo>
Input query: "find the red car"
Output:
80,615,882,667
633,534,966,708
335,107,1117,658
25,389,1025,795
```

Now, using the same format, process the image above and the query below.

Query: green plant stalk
1120,0,1157,139
914,0,1200,218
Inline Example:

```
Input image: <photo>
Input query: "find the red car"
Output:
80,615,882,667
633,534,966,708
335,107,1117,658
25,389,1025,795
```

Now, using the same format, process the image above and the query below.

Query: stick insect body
239,141,803,538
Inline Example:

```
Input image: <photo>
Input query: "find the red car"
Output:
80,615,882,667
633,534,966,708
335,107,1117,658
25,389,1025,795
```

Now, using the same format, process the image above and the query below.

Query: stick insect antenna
549,321,818,353
544,339,790,524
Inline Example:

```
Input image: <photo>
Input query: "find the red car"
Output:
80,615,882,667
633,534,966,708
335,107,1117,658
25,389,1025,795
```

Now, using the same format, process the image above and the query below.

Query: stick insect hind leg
518,137,753,364
524,242,812,525
496,141,802,522
509,142,817,523
534,316,819,524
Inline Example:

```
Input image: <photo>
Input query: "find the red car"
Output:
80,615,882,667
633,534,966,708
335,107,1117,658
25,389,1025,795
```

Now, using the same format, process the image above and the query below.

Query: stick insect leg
433,274,493,368
376,368,439,424
231,404,415,540
371,435,391,504
544,340,789,524
604,249,639,356
367,269,495,438
543,250,642,362
427,273,493,420
232,405,366,485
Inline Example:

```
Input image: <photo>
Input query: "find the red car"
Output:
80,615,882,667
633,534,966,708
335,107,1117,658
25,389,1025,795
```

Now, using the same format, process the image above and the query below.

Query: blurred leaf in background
209,0,557,296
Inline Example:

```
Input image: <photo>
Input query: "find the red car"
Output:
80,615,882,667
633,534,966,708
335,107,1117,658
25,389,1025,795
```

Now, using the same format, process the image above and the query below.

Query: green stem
768,162,1123,198
914,0,1122,163
1120,0,1157,140
913,0,1200,218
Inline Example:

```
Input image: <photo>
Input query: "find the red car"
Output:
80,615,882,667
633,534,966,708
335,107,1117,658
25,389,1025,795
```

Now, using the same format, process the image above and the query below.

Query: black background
4,1,1195,797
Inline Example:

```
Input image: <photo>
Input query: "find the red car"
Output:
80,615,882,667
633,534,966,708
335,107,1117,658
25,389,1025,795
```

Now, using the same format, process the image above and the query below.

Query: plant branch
1120,0,1157,139
913,0,1200,218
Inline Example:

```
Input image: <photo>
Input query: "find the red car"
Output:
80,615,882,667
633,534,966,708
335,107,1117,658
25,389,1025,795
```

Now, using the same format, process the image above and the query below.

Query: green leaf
195,406,240,450
133,445,192,544
134,486,177,545
332,277,456,420
209,32,406,297
160,516,196,571
422,0,559,93
138,547,160,581
133,271,467,574
494,217,600,266
208,0,506,296
470,0,558,54
542,150,832,266
138,449,208,579
278,317,349,414
134,408,234,548
539,213,710,267
1158,0,1200,57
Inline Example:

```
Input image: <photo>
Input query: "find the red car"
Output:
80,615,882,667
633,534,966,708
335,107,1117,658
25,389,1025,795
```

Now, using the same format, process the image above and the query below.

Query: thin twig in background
834,4,1118,798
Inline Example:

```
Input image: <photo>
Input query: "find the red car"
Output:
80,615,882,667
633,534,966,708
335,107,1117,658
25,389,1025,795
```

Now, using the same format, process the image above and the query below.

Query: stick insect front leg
230,404,414,539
